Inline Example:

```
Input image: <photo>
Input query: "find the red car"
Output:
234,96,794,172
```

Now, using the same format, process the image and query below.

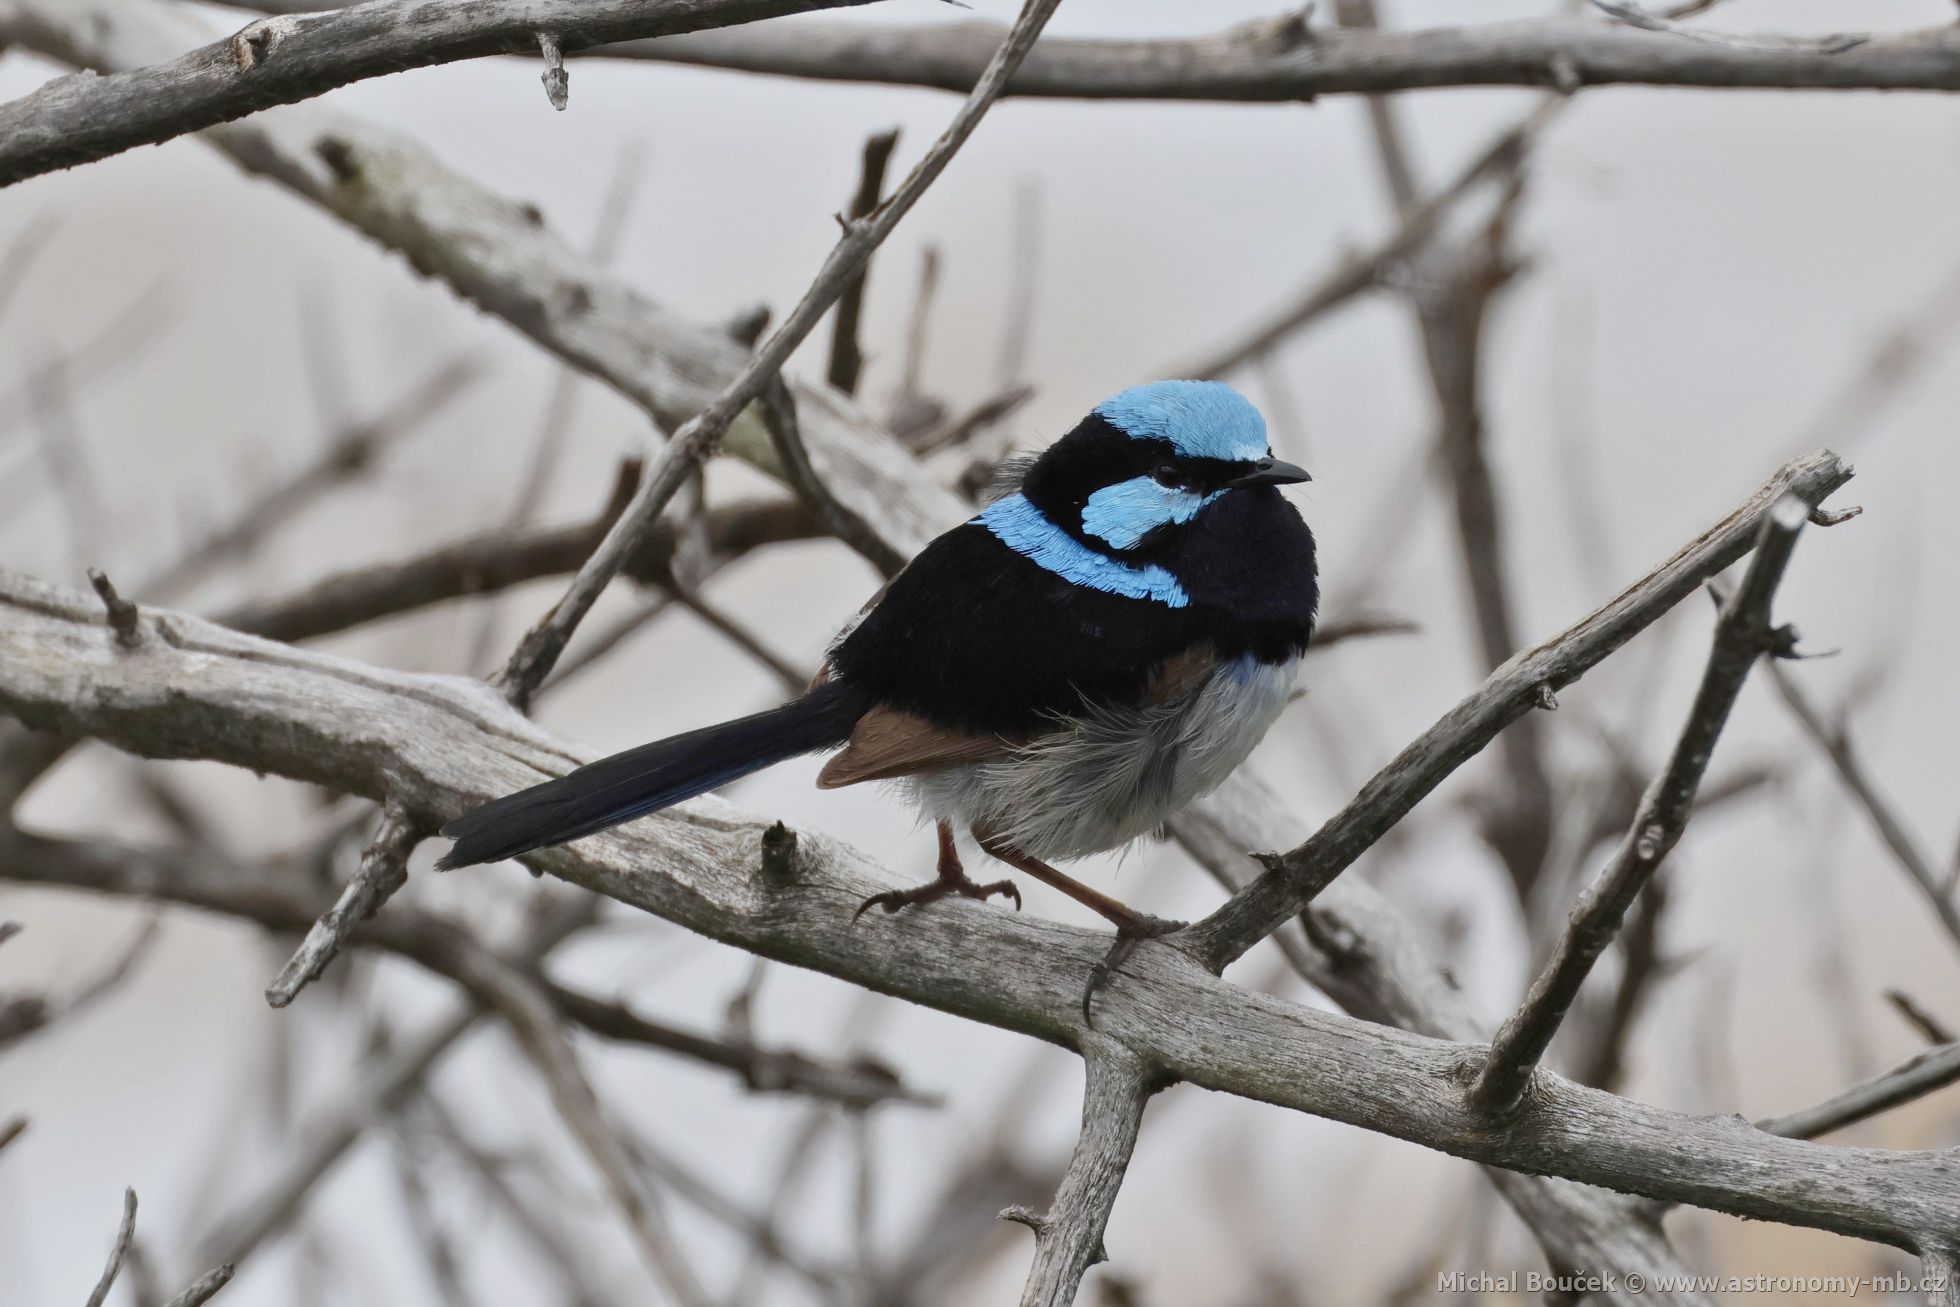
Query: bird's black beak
1232,457,1312,488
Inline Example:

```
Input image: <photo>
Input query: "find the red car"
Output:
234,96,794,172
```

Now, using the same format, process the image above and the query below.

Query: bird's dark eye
1152,464,1189,490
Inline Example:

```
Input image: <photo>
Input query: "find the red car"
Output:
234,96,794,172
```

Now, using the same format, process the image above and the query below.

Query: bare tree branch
4,568,1954,1259
0,0,889,189
1590,0,1864,54
1182,450,1852,969
434,913,714,1307
1765,660,1960,949
219,497,820,645
196,1004,483,1268
1760,1042,1960,1141
1177,98,1563,381
1473,495,1811,1114
589,14,1960,99
1888,990,1957,1046
1008,1041,1153,1307
139,355,481,601
760,371,908,579
828,128,901,398
0,911,161,1052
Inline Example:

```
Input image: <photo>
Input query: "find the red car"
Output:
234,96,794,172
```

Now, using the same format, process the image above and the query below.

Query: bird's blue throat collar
977,494,1192,608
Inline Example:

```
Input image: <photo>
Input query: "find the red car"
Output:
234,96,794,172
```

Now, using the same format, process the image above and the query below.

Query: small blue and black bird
439,380,1317,995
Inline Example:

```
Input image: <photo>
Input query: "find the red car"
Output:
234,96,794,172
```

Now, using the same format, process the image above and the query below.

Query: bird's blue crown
1093,380,1270,463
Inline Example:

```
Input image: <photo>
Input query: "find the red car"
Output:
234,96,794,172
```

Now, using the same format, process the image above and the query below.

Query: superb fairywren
441,380,1317,1004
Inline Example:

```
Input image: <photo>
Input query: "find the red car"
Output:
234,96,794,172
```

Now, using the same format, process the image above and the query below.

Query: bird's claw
851,874,1021,924
1082,913,1185,1024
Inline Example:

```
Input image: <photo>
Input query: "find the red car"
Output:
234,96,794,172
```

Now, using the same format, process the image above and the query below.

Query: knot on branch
759,821,800,888
314,136,360,185
86,569,141,649
999,1205,1109,1266
1547,51,1583,95
228,16,298,72
537,32,570,111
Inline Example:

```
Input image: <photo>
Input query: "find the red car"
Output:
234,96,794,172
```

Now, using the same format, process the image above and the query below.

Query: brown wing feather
818,705,1016,788
1143,644,1220,704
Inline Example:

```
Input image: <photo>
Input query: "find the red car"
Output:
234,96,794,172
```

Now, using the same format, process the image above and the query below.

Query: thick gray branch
606,15,1960,99
0,0,885,189
1,570,1954,1258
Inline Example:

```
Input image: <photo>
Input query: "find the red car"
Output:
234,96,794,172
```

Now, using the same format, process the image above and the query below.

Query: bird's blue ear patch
1080,476,1223,550
1095,380,1269,463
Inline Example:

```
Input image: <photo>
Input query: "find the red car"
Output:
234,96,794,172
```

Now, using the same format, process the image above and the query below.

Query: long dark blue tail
437,680,870,869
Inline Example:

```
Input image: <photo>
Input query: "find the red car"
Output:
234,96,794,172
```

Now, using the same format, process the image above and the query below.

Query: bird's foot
1083,912,1186,1024
852,869,1022,923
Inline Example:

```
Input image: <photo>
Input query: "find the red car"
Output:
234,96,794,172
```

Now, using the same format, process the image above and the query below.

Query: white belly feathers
901,653,1298,861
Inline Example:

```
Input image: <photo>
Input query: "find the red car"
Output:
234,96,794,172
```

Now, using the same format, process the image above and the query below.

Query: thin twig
1887,990,1957,1046
159,1264,235,1307
760,376,909,578
494,0,1066,708
27,356,108,577
1175,96,1566,380
266,802,426,1008
466,141,647,672
1757,1042,1960,1140
85,1187,138,1307
446,930,714,1307
423,1093,611,1307
1590,0,1868,54
908,382,1035,458
196,1005,483,1269
995,177,1041,389
670,583,810,695
222,497,817,645
86,568,139,647
140,355,481,600
828,127,900,397
1472,495,1811,1114
0,911,163,1052
1766,659,1960,950
895,244,942,424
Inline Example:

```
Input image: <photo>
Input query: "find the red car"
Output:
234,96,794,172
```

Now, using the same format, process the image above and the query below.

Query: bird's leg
852,820,1022,922
975,834,1184,1021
